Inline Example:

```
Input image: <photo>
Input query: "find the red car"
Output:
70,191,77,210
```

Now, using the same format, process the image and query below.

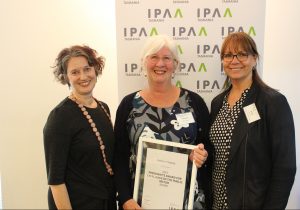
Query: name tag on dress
175,112,195,125
243,103,261,123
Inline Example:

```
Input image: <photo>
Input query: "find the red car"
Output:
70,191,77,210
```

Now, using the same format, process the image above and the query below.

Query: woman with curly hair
43,45,116,209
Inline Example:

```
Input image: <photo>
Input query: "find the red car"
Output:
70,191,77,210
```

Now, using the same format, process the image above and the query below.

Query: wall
0,0,118,208
264,0,300,208
0,0,298,209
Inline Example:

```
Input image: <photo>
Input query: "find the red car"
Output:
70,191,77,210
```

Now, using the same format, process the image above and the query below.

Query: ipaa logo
223,0,238,3
197,8,232,22
175,45,188,76
196,80,221,93
123,0,139,4
221,26,256,38
221,63,225,75
177,62,207,76
172,27,207,40
175,45,208,76
124,63,141,76
148,8,183,22
197,44,220,58
173,0,189,4
123,27,159,40
175,80,183,88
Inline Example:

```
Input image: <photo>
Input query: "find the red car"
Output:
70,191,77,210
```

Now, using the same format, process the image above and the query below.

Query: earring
59,74,65,81
140,66,147,77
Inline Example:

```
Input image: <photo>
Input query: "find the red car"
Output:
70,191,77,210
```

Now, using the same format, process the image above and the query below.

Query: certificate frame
133,137,197,209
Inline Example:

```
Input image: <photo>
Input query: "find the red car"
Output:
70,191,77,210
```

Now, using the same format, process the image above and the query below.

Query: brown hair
52,45,105,85
221,32,271,90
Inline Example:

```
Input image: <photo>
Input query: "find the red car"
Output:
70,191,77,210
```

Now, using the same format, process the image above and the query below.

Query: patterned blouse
209,89,249,209
126,89,204,209
127,89,197,172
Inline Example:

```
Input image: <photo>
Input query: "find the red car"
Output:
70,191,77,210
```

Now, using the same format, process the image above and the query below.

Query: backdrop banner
116,0,266,106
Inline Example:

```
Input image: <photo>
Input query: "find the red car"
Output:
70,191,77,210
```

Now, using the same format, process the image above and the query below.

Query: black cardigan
210,82,296,209
113,88,212,207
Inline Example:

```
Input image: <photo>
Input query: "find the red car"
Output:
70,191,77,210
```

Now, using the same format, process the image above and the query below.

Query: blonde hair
140,34,180,72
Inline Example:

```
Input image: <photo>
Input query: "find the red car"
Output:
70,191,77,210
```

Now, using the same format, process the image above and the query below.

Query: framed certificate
133,137,197,209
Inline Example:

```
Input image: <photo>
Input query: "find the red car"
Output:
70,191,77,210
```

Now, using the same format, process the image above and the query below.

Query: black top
210,89,249,209
43,98,116,208
210,82,296,209
113,88,212,208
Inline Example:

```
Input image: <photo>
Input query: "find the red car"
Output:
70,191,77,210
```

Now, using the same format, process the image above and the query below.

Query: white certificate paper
142,148,188,209
133,137,197,210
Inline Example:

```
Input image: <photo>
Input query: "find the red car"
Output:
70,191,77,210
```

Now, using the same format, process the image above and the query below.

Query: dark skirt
48,188,117,210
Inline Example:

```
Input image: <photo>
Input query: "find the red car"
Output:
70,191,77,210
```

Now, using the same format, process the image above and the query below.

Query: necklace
69,93,113,176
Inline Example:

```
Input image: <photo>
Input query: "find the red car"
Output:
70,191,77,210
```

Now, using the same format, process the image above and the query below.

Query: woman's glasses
222,52,249,62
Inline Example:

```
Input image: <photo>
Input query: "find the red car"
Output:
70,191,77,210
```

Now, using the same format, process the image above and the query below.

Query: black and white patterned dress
209,89,249,209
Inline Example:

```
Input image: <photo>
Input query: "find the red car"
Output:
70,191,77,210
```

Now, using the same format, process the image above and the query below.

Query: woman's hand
189,143,208,168
123,199,142,210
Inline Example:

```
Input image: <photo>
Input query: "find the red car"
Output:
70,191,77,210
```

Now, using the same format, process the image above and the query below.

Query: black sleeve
262,93,296,209
187,89,212,208
186,89,210,149
100,101,111,116
43,106,73,185
113,94,135,206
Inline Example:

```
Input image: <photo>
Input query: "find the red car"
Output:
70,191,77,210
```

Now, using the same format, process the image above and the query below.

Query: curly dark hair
52,45,105,85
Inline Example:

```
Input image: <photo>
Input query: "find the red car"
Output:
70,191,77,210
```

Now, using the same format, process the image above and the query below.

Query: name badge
175,112,195,125
243,103,261,123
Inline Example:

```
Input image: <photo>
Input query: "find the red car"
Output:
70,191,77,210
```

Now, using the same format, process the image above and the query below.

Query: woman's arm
44,104,73,209
113,93,137,206
263,93,296,209
50,184,72,209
